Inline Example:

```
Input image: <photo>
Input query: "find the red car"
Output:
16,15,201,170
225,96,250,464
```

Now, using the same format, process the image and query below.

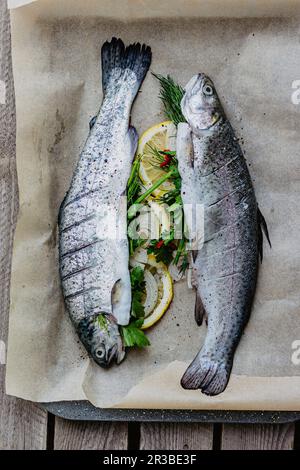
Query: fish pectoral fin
257,206,271,262
194,291,207,326
176,122,194,173
111,277,131,326
126,125,139,160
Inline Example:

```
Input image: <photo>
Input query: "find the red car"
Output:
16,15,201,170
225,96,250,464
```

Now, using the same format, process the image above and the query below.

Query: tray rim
42,400,300,424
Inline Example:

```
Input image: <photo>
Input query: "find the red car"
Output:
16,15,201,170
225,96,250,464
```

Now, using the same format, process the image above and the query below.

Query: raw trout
58,38,151,367
178,73,270,395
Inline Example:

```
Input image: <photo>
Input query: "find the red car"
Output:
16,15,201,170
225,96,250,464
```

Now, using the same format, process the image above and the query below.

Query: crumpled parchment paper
5,0,300,409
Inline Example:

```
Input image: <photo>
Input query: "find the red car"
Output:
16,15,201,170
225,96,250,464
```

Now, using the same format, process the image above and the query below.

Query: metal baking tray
43,401,300,423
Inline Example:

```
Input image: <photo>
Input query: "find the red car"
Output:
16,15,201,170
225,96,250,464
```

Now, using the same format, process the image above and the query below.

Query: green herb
130,266,145,291
152,73,186,126
160,189,181,206
123,267,150,349
127,155,142,207
173,238,186,266
132,168,176,206
97,314,108,332
178,252,189,275
131,292,145,318
147,239,176,266
121,320,150,348
130,266,146,319
148,145,176,168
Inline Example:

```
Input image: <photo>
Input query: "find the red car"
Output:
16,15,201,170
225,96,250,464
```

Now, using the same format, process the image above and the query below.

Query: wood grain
140,423,213,450
54,418,128,450
221,424,295,450
0,0,48,450
0,391,48,450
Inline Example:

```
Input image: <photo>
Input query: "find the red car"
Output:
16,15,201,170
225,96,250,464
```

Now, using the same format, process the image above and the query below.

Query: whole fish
58,38,151,367
177,73,270,395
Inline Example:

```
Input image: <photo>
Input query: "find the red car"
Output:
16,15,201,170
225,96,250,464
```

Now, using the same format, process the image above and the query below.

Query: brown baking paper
6,0,300,410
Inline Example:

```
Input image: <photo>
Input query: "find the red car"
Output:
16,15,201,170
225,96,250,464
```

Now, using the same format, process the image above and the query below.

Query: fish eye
203,83,214,96
95,348,105,359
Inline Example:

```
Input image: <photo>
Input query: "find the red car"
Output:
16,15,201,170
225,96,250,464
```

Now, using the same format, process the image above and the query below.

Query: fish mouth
100,340,126,368
107,344,119,365
185,73,206,95
116,347,126,364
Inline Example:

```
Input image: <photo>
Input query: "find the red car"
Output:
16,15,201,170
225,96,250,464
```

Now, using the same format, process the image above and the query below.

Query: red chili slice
160,155,172,167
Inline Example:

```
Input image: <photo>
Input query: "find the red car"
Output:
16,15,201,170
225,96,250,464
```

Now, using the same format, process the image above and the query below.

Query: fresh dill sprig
152,73,186,126
178,252,189,275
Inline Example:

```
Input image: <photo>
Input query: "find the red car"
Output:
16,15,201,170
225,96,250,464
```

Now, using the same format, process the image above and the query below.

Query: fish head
77,313,125,368
181,73,223,134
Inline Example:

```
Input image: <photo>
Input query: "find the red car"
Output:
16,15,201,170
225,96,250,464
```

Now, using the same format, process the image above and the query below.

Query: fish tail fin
181,351,232,396
101,37,152,95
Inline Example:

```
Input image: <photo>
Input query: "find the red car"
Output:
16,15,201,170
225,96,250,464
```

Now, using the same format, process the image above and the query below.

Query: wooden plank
221,424,295,450
0,0,48,450
140,423,213,450
0,388,48,450
54,418,128,450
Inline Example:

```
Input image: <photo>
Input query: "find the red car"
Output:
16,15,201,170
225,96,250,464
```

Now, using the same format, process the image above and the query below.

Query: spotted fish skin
178,73,269,395
58,38,151,367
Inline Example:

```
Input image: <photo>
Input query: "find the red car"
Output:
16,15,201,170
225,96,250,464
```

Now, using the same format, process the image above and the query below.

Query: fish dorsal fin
257,206,271,262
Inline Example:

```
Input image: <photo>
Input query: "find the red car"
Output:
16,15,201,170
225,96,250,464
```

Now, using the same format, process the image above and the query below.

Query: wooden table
0,0,298,450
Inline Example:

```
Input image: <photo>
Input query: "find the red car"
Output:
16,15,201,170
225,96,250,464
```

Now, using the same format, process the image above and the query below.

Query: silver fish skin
59,38,151,368
178,73,269,395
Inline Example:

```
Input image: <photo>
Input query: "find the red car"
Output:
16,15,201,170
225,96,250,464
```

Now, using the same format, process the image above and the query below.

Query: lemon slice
141,254,173,330
138,121,177,198
143,269,159,316
129,247,148,268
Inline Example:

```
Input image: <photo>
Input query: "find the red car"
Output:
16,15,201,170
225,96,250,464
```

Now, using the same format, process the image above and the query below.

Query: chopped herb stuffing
121,266,150,348
124,74,191,349
97,313,108,332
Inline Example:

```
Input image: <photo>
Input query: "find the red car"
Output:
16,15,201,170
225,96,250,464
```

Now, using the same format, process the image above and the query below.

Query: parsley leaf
130,266,146,318
131,291,145,318
121,321,150,348
123,266,150,347
130,266,145,290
